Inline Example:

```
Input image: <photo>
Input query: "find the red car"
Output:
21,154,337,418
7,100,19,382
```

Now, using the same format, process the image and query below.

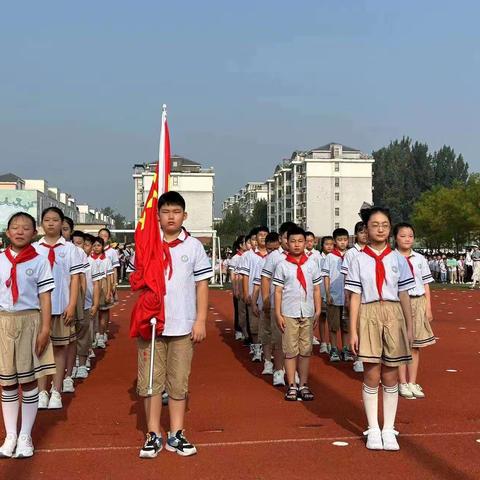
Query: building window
334,162,339,172
172,176,178,186
335,207,340,216
335,222,340,229
335,177,340,187
335,192,340,201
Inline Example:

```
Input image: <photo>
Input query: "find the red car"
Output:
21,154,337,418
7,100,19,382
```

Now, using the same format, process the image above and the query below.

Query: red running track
0,288,479,479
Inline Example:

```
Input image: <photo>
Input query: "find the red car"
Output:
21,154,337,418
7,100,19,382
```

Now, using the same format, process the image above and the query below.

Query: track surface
0,288,479,479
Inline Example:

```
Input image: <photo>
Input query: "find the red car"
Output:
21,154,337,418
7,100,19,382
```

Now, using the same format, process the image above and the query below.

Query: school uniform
91,255,115,310
228,252,243,334
33,237,83,346
135,230,213,399
322,250,348,333
345,246,415,367
74,245,89,322
261,248,287,349
340,243,363,276
0,247,56,386
252,255,270,347
398,250,436,348
273,255,321,358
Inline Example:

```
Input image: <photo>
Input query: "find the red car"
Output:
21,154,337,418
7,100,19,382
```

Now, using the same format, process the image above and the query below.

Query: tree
216,205,248,248
101,206,127,229
431,146,469,187
248,200,267,229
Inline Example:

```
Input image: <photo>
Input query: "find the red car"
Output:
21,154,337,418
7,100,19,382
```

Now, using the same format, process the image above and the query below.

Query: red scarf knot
91,253,106,260
285,253,309,293
40,242,62,268
5,246,39,304
331,248,345,260
362,245,392,300
162,229,190,279
406,255,415,278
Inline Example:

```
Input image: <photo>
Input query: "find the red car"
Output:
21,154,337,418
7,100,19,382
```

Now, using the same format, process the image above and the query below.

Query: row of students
0,208,119,458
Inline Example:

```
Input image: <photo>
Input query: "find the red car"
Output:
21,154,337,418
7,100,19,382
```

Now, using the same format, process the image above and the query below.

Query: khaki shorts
411,295,436,348
137,334,193,399
51,314,76,346
259,310,271,346
0,310,56,386
282,316,314,358
358,301,412,367
270,308,282,349
238,299,248,338
327,305,349,333
75,288,85,321
99,278,114,311
247,304,260,337
76,309,92,357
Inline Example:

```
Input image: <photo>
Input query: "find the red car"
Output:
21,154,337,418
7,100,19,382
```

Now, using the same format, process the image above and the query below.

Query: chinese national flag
129,105,171,339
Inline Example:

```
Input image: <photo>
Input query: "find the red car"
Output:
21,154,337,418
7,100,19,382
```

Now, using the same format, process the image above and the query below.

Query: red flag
129,105,171,339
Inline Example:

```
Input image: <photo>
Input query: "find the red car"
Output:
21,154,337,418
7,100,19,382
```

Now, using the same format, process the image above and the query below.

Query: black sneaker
139,432,163,459
165,430,197,456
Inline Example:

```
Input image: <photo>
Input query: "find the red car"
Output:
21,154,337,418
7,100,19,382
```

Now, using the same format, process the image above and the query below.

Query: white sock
382,384,399,431
1,388,19,437
362,383,379,430
20,387,39,436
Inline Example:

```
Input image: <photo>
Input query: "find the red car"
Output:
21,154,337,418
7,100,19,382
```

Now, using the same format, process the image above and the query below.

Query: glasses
370,223,390,230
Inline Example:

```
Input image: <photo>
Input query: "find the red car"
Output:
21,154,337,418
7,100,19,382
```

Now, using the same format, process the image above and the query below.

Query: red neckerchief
236,249,243,256
104,245,111,251
255,250,267,258
5,246,39,304
306,250,313,257
362,245,392,300
40,241,62,268
285,253,309,293
406,255,415,277
162,229,190,279
91,253,106,260
331,248,345,260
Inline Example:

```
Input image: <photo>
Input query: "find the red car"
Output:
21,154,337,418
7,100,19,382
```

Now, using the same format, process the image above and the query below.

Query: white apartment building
133,155,215,235
267,143,374,236
222,182,268,218
0,173,114,232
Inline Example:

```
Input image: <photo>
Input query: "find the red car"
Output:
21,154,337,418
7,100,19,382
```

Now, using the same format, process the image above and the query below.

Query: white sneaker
92,338,98,349
364,428,383,450
319,342,329,354
408,383,425,398
382,429,400,451
38,390,50,410
103,333,108,344
62,376,75,393
399,383,415,399
327,343,332,353
97,335,106,349
273,370,286,386
48,390,63,409
312,336,320,345
262,360,274,375
85,358,91,369
0,434,17,458
353,360,364,372
13,434,34,458
234,331,244,340
71,367,78,379
75,356,80,367
88,348,96,359
251,344,262,362
76,365,89,379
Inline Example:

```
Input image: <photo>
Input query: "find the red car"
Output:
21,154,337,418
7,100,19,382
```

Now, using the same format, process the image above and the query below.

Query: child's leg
19,381,39,437
65,341,77,377
398,363,408,384
381,366,399,430
1,384,20,438
38,376,48,392
318,313,327,343
407,348,420,384
298,317,314,385
52,346,67,392
362,363,381,429
144,394,162,433
168,398,187,433
284,357,297,386
297,356,310,385
98,310,107,335
271,309,284,372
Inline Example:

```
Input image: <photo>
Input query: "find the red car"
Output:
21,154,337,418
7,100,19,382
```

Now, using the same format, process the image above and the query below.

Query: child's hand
245,295,252,305
90,305,98,317
191,321,206,343
327,295,333,306
35,329,50,357
350,332,359,356
63,305,76,325
106,293,113,303
313,312,320,329
407,326,414,347
253,304,260,317
276,315,286,333
427,309,434,323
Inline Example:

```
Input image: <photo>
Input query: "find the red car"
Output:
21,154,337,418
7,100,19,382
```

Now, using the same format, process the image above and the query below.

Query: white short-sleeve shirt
396,250,434,296
85,257,106,309
261,248,287,307
341,244,363,276
33,236,83,315
104,246,120,269
272,258,322,318
345,248,415,303
239,250,267,296
126,252,136,273
321,252,345,306
0,250,55,312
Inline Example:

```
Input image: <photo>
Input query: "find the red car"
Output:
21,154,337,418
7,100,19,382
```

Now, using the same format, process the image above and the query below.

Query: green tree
431,146,469,187
248,199,268,229
216,205,248,248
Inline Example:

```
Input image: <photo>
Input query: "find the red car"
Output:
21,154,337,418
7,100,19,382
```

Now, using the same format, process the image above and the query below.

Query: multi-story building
267,143,374,236
133,155,215,235
222,182,268,218
0,173,114,232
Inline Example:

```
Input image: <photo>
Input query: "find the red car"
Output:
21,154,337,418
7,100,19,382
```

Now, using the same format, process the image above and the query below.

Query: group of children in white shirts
0,207,119,458
229,206,436,451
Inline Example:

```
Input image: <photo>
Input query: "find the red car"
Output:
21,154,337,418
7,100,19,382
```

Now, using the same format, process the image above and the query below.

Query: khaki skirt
411,295,436,348
358,301,412,367
0,310,56,386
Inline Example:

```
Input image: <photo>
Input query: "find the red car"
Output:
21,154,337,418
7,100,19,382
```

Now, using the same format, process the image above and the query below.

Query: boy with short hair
273,226,321,401
322,228,353,362
305,231,320,260
317,236,334,354
131,191,212,459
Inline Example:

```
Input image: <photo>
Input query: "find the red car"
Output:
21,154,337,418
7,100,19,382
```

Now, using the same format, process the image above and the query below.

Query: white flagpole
147,317,157,395
158,104,168,194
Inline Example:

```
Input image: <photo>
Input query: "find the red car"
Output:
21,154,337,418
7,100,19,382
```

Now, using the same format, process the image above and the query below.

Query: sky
1,1,480,219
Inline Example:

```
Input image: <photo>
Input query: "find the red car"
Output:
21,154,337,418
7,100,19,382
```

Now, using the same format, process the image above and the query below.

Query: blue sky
1,1,479,219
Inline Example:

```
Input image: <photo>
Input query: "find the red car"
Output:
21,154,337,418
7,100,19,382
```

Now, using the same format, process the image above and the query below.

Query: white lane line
35,431,480,454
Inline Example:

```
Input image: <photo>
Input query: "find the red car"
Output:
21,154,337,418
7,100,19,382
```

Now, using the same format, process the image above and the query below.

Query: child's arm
91,280,101,316
252,284,260,316
313,284,321,328
37,291,52,356
424,283,433,323
192,279,209,343
64,274,80,325
324,276,332,305
399,290,414,346
261,276,271,312
242,274,251,304
80,273,87,296
274,286,285,332
349,292,361,355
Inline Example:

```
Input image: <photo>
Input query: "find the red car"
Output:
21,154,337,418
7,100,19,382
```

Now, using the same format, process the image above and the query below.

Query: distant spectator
446,255,458,284
465,249,473,283
457,256,465,284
